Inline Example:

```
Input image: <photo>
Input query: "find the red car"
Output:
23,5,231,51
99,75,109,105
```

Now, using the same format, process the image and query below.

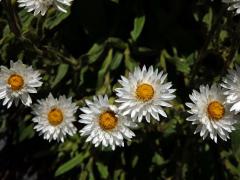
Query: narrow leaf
51,64,69,88
130,16,146,41
96,162,109,179
97,49,113,87
110,51,123,70
55,152,90,176
87,43,105,64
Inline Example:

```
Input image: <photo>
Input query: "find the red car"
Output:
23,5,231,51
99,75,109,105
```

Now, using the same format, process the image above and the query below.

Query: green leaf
51,63,69,88
79,171,88,180
110,51,123,70
130,16,146,41
106,37,128,49
79,66,88,86
86,158,95,180
224,159,240,176
110,0,119,3
96,162,109,179
44,10,71,30
97,49,113,87
203,8,213,31
124,48,138,71
219,30,228,42
18,10,35,32
120,171,126,180
55,152,90,176
159,50,167,71
113,170,123,180
137,47,153,53
163,48,194,74
175,57,191,74
89,173,95,180
19,124,34,142
87,43,105,64
131,155,139,168
193,12,199,22
162,117,177,137
152,153,165,166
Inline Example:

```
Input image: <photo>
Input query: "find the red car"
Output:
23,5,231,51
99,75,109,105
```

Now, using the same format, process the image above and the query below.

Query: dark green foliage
1,0,240,179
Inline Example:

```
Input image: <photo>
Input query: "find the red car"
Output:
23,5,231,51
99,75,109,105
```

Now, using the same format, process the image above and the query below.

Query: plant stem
2,0,21,37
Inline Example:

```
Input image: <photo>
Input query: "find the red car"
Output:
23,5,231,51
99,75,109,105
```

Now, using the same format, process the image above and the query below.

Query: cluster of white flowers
186,66,240,143
0,61,176,150
2,60,240,149
78,66,175,150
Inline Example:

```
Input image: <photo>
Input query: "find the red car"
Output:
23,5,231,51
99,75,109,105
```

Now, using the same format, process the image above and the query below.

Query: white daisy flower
79,95,136,150
222,0,240,14
17,0,73,16
221,65,240,114
186,84,238,143
32,94,77,142
0,60,42,108
115,65,176,123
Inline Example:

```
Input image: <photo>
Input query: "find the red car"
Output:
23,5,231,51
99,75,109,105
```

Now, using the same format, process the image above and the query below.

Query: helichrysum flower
32,94,77,142
79,95,136,150
186,84,238,143
0,60,42,108
221,65,240,113
222,0,240,14
115,66,176,123
17,0,73,16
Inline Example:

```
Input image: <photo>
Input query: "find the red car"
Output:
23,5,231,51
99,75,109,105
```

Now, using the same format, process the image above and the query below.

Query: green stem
2,0,21,37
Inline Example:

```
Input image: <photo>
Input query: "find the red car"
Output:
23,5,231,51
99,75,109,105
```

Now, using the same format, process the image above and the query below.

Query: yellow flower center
207,101,225,120
99,111,118,131
48,108,64,126
7,74,24,91
136,83,154,101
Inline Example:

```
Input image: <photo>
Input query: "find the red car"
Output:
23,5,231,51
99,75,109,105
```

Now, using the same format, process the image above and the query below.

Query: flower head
115,66,176,123
79,95,136,150
0,60,42,108
17,0,73,16
186,84,238,143
221,65,240,113
32,94,78,142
